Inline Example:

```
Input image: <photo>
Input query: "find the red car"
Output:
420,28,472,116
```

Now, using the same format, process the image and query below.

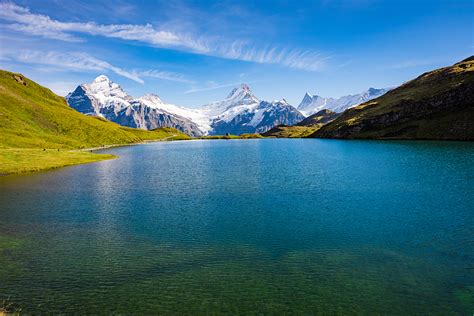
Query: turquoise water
0,139,473,314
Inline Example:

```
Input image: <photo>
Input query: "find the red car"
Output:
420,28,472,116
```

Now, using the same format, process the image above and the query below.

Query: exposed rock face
67,79,304,136
199,84,304,135
66,76,203,136
210,99,305,135
311,57,474,140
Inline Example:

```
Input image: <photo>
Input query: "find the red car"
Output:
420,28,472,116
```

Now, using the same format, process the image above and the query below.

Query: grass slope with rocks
311,57,474,140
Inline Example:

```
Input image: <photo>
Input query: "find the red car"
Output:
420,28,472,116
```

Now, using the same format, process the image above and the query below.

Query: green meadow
0,70,189,175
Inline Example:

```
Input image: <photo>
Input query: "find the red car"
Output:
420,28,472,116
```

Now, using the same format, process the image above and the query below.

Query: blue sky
0,0,472,107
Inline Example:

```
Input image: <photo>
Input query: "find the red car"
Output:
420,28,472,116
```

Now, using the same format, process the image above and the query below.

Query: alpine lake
0,139,473,314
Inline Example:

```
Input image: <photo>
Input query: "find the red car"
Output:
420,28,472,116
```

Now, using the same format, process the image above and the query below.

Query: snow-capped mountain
66,75,203,136
200,84,304,135
298,88,390,116
67,77,304,136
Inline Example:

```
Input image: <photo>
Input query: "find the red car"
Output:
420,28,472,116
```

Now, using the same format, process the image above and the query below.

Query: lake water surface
0,139,473,314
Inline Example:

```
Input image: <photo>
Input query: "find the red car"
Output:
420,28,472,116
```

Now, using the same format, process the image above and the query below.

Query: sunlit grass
0,69,190,174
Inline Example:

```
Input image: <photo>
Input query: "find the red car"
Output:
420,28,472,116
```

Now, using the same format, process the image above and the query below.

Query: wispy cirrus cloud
184,80,258,94
0,50,144,83
0,2,195,48
0,49,195,85
0,2,327,71
214,42,327,71
138,69,195,84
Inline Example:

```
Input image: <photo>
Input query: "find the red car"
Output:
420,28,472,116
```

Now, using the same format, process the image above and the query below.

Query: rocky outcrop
311,57,474,140
66,76,203,136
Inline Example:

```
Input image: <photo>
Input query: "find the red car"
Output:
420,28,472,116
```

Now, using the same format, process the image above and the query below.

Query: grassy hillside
199,133,263,140
0,70,189,174
262,110,340,138
261,125,319,138
312,57,474,140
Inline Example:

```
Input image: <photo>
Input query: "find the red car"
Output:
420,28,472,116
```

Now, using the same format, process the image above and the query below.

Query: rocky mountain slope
262,109,340,138
0,69,189,174
298,88,390,116
312,57,474,140
67,79,304,136
205,84,304,135
0,70,187,149
66,76,203,136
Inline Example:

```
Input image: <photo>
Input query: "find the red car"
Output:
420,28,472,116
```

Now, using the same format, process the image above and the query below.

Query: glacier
66,77,304,136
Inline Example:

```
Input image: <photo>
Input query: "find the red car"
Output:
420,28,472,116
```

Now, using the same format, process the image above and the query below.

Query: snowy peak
299,93,316,108
139,94,163,106
279,98,289,105
67,77,204,136
225,83,259,104
83,74,129,100
93,75,110,83
272,98,289,106
297,87,390,116
200,84,260,119
227,83,251,98
67,77,303,136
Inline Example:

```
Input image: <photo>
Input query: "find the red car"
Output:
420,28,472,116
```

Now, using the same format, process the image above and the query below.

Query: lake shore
0,148,116,176
0,135,182,176
0,134,269,176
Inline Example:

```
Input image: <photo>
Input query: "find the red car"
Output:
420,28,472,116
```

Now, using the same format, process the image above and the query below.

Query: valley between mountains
0,56,473,175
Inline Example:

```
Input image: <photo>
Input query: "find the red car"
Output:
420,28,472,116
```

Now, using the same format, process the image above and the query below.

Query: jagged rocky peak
66,76,204,136
139,93,163,104
226,83,259,103
67,76,305,136
84,74,129,99
227,83,251,97
297,87,390,116
303,92,313,100
93,74,110,83
298,93,320,107
269,98,290,107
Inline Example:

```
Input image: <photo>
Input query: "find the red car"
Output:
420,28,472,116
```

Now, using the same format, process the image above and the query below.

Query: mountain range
66,78,304,136
297,88,390,116
39,55,474,141
312,56,474,140
0,69,189,174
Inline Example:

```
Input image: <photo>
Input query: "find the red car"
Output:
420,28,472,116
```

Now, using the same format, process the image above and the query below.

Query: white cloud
139,69,194,84
0,2,327,71
0,50,144,83
184,81,257,94
215,43,327,71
